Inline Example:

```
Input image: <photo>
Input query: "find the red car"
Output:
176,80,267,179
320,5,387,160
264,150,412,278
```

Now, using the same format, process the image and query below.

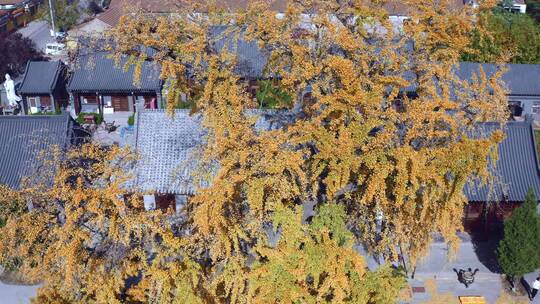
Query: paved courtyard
406,233,539,303
92,112,136,147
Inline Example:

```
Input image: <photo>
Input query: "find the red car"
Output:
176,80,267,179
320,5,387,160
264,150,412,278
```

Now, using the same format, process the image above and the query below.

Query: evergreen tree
497,188,540,281
461,11,540,64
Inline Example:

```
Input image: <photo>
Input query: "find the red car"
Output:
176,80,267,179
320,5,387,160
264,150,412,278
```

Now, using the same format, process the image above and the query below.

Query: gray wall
0,87,7,107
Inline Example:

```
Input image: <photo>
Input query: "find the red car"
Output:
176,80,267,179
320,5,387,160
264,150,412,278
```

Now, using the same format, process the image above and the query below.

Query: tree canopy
0,32,47,79
112,0,507,264
38,0,81,32
0,0,512,302
462,10,540,64
497,188,540,278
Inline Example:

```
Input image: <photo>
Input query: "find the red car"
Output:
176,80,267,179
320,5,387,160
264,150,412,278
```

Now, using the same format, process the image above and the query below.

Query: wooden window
533,102,540,115
508,101,523,117
464,203,483,219
81,95,98,104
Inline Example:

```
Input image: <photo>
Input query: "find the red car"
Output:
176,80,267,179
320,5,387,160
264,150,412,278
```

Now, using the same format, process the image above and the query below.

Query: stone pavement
402,232,540,303
408,235,503,303
524,272,540,304
92,112,136,147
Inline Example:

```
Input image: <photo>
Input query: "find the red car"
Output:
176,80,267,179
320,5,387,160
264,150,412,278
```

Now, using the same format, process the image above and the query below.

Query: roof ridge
0,114,68,120
18,60,31,92
49,61,62,92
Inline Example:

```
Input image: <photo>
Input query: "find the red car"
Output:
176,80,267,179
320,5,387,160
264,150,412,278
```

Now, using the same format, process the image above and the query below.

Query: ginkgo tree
0,144,168,303
112,0,506,270
0,0,511,303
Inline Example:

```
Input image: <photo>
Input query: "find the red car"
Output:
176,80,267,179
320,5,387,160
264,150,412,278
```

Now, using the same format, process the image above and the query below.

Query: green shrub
175,100,195,110
76,112,103,124
127,114,135,126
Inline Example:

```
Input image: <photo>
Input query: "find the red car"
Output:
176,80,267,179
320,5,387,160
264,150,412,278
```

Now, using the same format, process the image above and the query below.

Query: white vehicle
45,43,66,55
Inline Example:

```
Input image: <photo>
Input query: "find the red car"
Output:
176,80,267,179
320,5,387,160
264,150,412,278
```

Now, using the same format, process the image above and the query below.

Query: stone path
408,237,503,303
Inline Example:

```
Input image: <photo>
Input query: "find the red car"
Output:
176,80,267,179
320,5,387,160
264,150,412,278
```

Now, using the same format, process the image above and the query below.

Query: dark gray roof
210,26,269,79
0,114,72,189
457,62,540,96
399,62,540,96
19,61,62,95
135,109,294,194
464,121,540,202
68,52,162,94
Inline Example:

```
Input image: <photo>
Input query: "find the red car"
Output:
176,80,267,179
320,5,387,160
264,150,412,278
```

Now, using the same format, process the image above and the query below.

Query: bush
497,188,540,280
76,112,103,125
127,114,135,126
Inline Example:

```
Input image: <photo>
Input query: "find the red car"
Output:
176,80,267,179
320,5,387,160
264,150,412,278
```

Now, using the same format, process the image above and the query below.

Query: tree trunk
508,275,516,292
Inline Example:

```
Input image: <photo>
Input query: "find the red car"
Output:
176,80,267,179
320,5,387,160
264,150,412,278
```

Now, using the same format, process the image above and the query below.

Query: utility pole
48,0,56,36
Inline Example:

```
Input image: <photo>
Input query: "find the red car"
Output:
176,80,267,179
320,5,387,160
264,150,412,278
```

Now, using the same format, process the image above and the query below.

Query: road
0,281,38,303
16,20,55,53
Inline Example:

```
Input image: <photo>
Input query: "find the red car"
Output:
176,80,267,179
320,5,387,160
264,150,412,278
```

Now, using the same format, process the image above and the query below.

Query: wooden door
40,95,52,107
155,194,176,213
112,95,129,111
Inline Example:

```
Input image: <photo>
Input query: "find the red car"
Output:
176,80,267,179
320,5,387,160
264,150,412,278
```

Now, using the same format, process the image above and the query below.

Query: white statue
3,74,21,107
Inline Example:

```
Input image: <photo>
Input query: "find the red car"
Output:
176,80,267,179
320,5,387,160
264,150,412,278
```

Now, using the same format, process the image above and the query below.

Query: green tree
39,0,81,32
497,188,540,286
462,11,540,64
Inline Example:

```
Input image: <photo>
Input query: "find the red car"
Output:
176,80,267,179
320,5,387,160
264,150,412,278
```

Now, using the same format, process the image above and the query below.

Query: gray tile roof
0,114,73,189
210,26,269,79
135,109,294,194
457,62,540,96
464,121,540,202
68,52,162,94
19,61,62,95
135,110,205,195
136,110,540,202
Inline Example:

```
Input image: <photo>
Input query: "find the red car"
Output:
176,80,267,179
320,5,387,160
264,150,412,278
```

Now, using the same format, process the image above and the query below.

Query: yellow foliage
0,0,511,302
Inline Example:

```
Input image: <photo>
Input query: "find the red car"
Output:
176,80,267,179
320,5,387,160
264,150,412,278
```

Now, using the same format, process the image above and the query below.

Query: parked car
45,43,66,55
